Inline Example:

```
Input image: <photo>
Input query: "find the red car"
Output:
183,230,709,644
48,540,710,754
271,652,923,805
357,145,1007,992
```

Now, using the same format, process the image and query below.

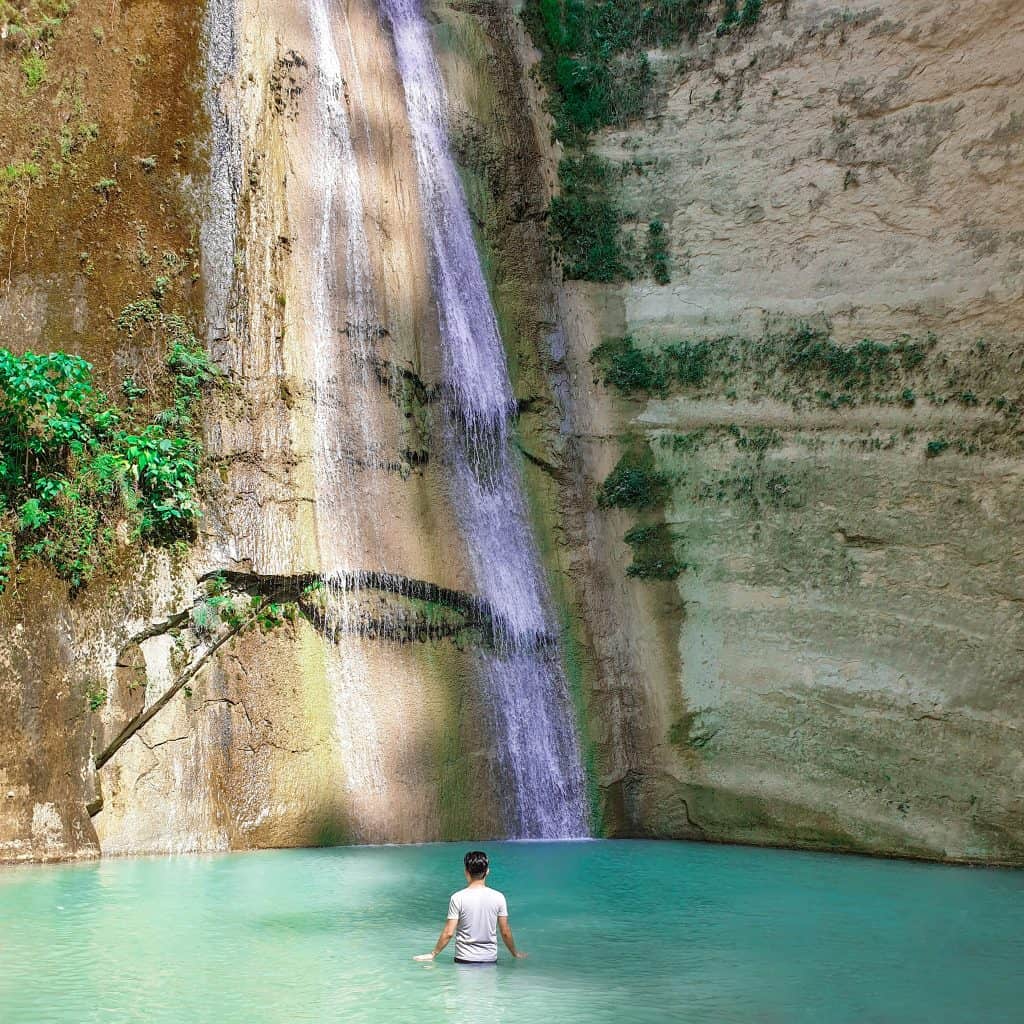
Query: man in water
414,850,528,964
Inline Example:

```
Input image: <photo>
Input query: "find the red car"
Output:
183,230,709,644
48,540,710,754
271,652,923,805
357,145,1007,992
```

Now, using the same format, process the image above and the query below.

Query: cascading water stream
306,0,390,810
379,0,589,838
201,0,241,346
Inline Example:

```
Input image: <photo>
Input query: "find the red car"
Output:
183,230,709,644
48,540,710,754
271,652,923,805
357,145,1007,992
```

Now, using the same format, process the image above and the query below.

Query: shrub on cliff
597,447,670,510
0,302,218,594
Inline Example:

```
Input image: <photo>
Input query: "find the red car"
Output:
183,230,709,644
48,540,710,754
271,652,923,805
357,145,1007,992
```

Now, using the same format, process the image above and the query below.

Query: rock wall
94,0,508,856
508,0,1024,862
2,0,1022,866
0,0,532,861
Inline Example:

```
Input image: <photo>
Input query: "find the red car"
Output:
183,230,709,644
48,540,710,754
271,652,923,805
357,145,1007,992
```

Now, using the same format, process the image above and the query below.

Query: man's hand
512,951,528,959
413,953,436,962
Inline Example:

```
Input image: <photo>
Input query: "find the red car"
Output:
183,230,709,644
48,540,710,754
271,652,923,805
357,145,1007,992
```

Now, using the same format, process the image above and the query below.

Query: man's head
464,850,489,881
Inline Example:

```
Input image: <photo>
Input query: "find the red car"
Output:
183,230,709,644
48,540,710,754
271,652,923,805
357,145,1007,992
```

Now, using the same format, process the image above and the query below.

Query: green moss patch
523,0,764,283
597,446,671,510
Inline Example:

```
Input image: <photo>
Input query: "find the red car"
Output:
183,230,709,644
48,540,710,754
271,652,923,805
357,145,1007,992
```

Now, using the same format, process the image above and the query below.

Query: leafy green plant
550,155,628,282
784,325,929,387
925,439,950,458
0,532,11,591
86,684,107,711
597,447,670,510
121,377,147,403
646,220,671,285
1,161,42,187
524,0,714,143
663,339,711,388
0,300,219,594
21,53,46,90
624,522,685,580
717,0,761,34
523,1,714,282
591,335,668,394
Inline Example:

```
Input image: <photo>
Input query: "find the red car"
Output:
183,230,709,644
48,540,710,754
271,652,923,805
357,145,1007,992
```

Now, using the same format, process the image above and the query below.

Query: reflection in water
448,960,504,1024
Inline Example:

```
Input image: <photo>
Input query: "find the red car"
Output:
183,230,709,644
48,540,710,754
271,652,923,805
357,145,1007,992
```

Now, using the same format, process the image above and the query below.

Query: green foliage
597,447,669,510
698,464,800,511
592,323,950,411
0,303,219,594
195,575,297,640
717,0,761,34
784,325,929,387
646,220,671,285
664,339,711,387
92,178,118,198
524,0,713,143
20,53,46,90
925,438,950,459
85,684,107,711
728,424,781,453
624,522,685,580
550,155,628,282
592,335,668,394
1,161,42,187
658,429,707,453
0,531,11,591
591,334,711,395
523,1,712,282
121,377,147,403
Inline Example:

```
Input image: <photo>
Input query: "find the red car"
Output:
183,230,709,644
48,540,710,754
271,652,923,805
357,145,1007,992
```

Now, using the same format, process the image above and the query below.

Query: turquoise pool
1,840,1022,1023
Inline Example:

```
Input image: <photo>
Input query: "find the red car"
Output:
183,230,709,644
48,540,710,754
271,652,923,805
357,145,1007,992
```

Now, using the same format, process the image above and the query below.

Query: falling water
379,0,589,838
306,0,389,815
201,0,241,347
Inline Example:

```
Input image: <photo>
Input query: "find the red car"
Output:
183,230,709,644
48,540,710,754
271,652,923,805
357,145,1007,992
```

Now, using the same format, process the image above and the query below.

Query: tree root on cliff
94,596,273,771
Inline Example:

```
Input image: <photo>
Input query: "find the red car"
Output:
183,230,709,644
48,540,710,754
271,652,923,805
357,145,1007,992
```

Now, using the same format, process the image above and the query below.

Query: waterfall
201,0,241,346
379,0,589,838
307,0,390,817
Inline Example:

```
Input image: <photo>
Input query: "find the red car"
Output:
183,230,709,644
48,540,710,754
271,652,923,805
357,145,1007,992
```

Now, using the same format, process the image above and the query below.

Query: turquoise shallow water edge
2,839,1022,1023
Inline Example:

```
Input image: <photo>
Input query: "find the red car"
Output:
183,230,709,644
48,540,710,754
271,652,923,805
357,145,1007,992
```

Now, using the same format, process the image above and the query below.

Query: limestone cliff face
2,0,1022,866
95,0,507,856
503,0,1024,862
0,0,519,862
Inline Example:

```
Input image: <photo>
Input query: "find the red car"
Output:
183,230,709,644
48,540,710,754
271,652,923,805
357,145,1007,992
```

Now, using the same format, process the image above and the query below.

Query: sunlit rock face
95,0,587,854
2,0,1023,866
1,0,586,860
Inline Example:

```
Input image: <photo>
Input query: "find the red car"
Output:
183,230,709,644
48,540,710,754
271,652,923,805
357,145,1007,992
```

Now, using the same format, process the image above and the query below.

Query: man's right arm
498,916,527,959
413,894,460,962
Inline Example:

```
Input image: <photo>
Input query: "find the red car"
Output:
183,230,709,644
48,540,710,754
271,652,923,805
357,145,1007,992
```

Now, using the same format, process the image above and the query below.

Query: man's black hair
464,850,489,880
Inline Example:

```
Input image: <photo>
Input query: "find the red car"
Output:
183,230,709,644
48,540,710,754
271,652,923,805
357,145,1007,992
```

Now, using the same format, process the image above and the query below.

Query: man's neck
467,879,487,888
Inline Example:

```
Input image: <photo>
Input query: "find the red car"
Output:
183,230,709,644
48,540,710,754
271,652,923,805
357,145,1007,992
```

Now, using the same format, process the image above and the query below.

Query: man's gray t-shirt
447,886,508,962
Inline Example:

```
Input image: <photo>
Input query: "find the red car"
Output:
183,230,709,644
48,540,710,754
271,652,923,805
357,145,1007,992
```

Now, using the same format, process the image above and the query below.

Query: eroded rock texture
507,0,1024,862
1,0,1022,865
